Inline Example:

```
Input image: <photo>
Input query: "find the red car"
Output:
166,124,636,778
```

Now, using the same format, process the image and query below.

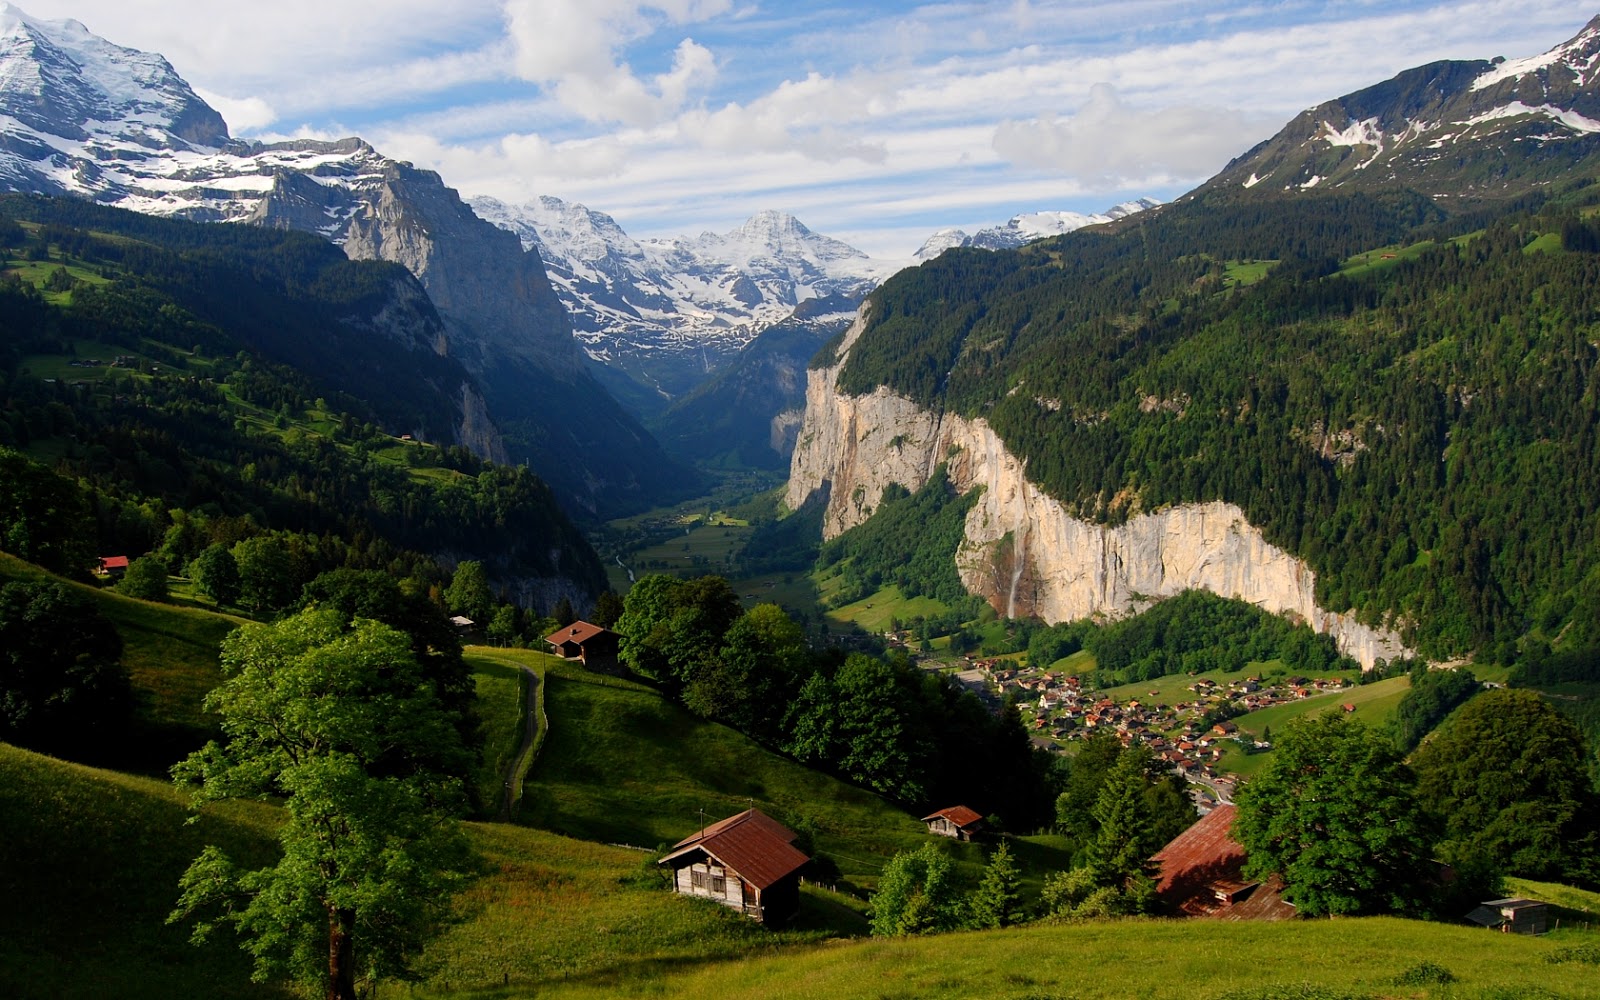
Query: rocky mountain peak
0,3,227,152
1199,14,1600,202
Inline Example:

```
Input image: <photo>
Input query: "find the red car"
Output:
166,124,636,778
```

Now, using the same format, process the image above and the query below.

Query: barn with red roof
921,805,985,841
1149,804,1295,920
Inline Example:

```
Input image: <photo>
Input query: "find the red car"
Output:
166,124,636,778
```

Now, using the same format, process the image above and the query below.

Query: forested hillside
0,197,605,602
831,188,1600,661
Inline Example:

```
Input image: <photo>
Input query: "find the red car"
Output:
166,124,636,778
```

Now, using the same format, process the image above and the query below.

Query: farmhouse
1149,805,1295,920
543,620,620,670
921,805,985,841
97,555,129,577
657,809,809,925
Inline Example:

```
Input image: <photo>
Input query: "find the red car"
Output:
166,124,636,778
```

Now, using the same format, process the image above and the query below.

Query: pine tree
968,841,1024,929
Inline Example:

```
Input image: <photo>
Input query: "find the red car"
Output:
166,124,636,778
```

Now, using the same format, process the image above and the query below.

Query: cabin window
711,873,727,895
691,869,706,890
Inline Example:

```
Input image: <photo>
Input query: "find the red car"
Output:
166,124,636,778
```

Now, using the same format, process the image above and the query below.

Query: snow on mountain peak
914,199,1159,260
1473,14,1600,90
0,1,227,154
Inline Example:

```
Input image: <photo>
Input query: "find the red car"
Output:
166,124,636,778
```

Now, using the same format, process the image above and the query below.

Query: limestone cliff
787,309,1408,668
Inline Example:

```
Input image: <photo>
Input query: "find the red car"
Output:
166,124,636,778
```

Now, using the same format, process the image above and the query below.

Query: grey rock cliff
787,309,1408,669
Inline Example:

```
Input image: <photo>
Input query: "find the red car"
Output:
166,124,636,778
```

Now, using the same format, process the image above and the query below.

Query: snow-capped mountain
912,199,1162,260
1200,14,1600,200
470,195,901,402
471,194,1161,406
0,3,695,517
0,2,226,183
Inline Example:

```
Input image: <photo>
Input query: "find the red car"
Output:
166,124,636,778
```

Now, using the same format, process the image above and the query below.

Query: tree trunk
327,906,357,1000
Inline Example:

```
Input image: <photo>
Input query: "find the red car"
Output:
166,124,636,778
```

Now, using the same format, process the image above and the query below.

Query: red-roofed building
658,809,810,925
98,555,129,577
543,620,620,670
1149,805,1296,921
921,805,985,841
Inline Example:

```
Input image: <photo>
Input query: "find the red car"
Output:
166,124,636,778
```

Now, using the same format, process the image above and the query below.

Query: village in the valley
949,659,1358,807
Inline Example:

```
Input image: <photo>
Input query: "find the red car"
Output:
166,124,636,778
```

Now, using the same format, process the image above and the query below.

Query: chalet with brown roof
543,620,620,670
922,805,985,841
657,809,810,925
1150,805,1295,921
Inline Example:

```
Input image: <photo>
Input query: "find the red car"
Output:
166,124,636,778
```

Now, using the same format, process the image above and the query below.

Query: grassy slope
0,552,238,767
0,743,288,1000
495,649,931,890
470,916,1600,1000
12,742,1596,1000
467,654,528,812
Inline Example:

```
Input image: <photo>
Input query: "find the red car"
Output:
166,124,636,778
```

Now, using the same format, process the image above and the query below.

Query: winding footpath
485,660,547,823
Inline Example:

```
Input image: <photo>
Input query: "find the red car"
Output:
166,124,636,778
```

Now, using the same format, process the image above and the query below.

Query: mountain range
0,2,691,519
788,12,1600,667
468,195,1162,414
0,0,1163,504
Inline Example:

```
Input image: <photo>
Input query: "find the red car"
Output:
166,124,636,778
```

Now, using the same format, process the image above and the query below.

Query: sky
20,0,1600,257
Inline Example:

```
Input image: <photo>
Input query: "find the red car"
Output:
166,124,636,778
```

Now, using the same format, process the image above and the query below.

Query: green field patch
1524,231,1564,255
1221,259,1278,287
620,521,753,580
448,909,1600,1000
825,583,949,635
1213,675,1413,777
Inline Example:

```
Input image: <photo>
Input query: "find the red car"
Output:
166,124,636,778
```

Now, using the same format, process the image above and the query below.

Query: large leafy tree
443,560,493,623
614,573,741,691
1411,688,1600,887
116,555,170,602
170,610,479,1000
1234,712,1433,917
684,602,809,733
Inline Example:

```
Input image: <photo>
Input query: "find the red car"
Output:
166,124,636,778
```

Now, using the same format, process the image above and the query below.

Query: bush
1393,962,1455,986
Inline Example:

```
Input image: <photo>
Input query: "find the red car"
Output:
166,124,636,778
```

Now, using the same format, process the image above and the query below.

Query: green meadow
9,734,1598,1000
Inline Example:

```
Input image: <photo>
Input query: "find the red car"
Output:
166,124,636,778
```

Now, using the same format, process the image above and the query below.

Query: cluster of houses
956,660,1358,802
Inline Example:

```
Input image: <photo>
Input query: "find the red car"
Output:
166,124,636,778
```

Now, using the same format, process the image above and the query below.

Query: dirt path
493,663,545,822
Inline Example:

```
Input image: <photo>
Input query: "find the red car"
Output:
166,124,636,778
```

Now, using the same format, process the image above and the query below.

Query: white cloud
992,83,1279,186
191,87,277,134
501,0,728,125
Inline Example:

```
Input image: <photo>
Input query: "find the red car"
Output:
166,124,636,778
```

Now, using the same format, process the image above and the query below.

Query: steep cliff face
788,310,1408,668
337,164,578,378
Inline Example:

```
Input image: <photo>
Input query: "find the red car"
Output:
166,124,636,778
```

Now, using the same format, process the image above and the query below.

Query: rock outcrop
787,309,1408,668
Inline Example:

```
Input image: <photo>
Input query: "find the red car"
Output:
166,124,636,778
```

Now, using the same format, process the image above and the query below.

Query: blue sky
24,0,1600,256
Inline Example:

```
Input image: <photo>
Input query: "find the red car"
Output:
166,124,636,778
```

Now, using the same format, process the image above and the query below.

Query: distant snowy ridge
469,194,906,400
912,198,1161,261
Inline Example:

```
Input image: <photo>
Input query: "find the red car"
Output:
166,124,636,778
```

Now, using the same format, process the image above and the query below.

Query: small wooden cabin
658,809,809,925
98,555,129,577
543,620,620,669
1466,898,1551,935
921,805,985,841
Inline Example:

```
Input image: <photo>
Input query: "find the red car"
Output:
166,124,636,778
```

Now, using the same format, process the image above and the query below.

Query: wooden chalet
97,555,129,577
1466,897,1551,935
921,805,985,841
543,620,620,669
657,809,809,925
1149,805,1295,921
